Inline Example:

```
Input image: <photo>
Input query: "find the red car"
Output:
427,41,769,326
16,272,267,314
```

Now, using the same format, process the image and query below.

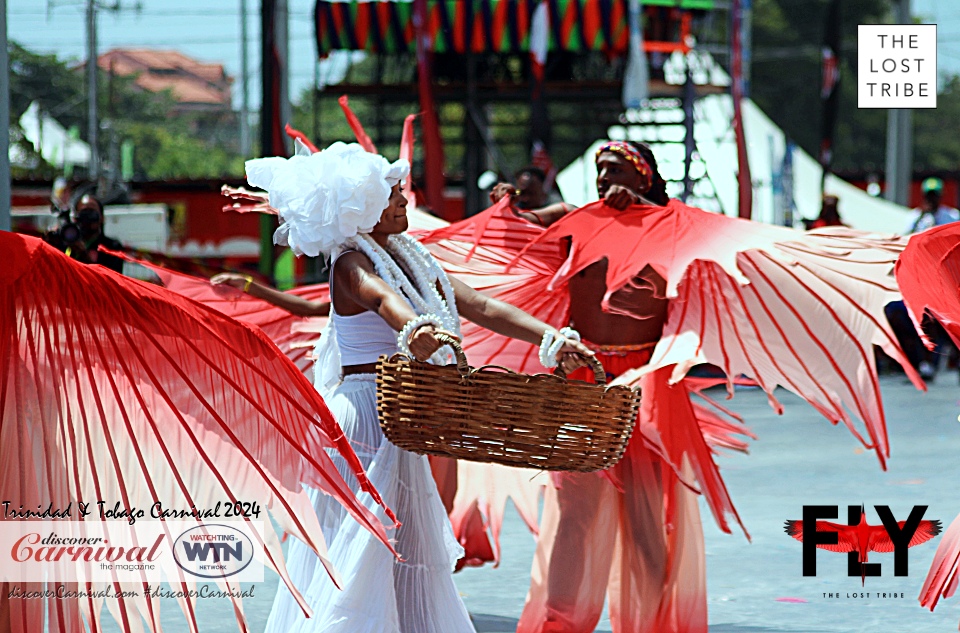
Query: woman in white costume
254,142,591,633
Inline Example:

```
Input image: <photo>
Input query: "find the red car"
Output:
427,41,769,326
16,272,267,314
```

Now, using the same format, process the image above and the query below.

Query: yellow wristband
242,275,254,293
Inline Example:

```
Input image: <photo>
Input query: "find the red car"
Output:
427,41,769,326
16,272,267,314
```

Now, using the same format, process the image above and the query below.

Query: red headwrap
596,141,653,192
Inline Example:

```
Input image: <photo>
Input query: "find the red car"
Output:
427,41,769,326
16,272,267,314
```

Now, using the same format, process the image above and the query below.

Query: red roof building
98,49,233,114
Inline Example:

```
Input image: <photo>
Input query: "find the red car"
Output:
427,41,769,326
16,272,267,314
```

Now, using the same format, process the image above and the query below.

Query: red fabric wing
421,207,570,375
530,201,917,468
907,268,960,621
400,113,417,206
1,233,393,633
112,251,328,377
895,222,960,350
284,123,320,153
921,513,960,614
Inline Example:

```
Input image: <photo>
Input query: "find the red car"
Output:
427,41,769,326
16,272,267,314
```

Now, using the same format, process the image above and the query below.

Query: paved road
103,372,960,632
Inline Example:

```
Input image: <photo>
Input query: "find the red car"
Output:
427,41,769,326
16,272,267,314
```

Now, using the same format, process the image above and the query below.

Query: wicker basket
376,333,641,472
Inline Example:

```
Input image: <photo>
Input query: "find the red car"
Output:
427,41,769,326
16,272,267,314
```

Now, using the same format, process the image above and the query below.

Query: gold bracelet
242,275,254,293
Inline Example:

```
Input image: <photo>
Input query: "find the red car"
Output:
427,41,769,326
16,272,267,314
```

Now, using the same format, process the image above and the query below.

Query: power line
10,8,314,17
15,34,315,47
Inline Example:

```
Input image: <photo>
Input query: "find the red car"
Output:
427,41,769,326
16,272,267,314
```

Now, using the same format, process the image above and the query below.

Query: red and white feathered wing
0,233,396,633
113,251,329,377
516,201,919,469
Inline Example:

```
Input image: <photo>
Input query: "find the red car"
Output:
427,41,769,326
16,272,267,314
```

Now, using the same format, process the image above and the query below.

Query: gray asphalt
102,371,960,632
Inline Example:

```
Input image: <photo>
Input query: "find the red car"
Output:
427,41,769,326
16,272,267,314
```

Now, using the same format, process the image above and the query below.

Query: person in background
45,194,125,274
514,166,565,209
804,194,848,229
490,167,575,226
906,177,960,234
489,140,709,633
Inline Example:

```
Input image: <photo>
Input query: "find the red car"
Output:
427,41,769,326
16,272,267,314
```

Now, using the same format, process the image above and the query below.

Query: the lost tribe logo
173,524,255,579
784,505,941,584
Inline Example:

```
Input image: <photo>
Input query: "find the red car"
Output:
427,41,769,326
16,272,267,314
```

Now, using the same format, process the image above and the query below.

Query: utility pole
239,0,251,157
260,0,290,280
86,0,99,179
682,54,696,203
1,0,10,231
48,0,139,182
885,0,913,206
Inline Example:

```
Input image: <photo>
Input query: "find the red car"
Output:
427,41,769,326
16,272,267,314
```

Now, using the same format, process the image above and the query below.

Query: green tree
750,0,892,171
9,42,85,128
9,41,245,180
913,74,960,171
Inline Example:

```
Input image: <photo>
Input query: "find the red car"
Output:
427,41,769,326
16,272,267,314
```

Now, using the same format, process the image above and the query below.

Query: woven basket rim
380,351,641,395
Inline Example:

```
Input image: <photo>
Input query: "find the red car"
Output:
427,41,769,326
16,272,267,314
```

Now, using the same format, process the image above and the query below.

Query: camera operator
46,194,125,274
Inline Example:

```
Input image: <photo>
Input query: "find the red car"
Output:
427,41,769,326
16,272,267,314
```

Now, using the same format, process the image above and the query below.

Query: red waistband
568,341,655,383
581,339,657,355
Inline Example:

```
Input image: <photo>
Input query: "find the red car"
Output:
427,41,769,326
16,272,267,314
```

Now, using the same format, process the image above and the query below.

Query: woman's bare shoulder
333,250,375,277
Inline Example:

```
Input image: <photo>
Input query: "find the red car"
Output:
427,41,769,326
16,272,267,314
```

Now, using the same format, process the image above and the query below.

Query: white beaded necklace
342,233,461,337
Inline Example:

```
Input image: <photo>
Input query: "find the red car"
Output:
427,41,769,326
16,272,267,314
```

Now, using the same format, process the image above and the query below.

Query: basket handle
433,331,470,375
554,354,607,385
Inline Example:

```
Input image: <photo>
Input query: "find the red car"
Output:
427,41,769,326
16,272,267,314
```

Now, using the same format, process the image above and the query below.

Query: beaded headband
596,141,653,192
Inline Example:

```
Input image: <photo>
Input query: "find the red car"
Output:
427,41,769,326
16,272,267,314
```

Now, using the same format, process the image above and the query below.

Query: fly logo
785,505,941,584
173,524,255,579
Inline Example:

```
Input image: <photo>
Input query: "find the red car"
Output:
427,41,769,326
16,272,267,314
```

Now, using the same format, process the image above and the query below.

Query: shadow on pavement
710,625,832,633
472,613,518,632
471,613,613,633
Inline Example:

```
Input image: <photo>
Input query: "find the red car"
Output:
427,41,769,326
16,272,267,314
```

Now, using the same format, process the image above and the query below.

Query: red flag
284,123,319,153
400,113,418,207
530,1,548,89
819,0,842,180
529,1,552,182
338,95,377,153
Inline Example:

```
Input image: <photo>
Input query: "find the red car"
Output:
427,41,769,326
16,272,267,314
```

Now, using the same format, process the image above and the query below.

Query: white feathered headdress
245,142,409,257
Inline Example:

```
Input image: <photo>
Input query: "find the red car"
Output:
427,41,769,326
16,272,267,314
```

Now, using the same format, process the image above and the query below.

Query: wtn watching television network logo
173,524,256,579
784,505,941,585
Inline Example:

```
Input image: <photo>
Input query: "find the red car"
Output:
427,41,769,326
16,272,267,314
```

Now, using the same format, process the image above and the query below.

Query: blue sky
8,0,958,112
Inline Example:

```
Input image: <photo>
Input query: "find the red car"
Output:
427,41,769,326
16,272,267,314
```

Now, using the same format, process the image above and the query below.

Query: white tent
17,101,91,168
556,94,912,235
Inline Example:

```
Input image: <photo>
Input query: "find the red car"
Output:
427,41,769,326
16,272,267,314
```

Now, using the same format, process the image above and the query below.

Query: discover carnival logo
0,520,264,583
173,524,255,579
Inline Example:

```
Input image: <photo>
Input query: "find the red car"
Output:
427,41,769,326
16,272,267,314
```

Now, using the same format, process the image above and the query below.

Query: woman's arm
333,252,450,361
211,273,330,317
489,182,575,227
449,276,592,364
521,204,575,227
449,276,548,345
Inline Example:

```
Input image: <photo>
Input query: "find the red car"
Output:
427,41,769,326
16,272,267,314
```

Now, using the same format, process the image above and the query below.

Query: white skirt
264,374,474,633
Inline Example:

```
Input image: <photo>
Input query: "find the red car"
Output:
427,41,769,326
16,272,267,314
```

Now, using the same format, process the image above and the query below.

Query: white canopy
18,101,91,167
